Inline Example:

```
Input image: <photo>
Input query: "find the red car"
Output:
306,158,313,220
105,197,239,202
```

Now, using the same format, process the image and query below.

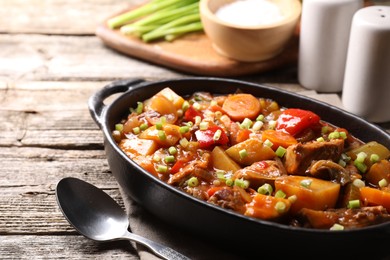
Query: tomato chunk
276,108,321,136
195,125,228,149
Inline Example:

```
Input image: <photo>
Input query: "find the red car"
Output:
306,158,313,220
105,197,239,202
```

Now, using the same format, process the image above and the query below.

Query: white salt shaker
342,6,390,123
298,0,363,92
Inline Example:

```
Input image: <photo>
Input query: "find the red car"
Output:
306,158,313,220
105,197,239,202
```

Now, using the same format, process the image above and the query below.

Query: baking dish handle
88,78,145,128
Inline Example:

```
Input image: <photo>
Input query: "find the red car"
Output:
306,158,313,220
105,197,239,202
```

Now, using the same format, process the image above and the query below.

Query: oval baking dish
88,77,390,258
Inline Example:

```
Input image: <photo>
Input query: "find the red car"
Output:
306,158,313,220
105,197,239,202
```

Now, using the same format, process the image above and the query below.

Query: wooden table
1,1,389,259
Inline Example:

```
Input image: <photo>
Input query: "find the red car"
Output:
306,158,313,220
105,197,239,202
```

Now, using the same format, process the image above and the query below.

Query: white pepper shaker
342,6,390,123
298,0,363,92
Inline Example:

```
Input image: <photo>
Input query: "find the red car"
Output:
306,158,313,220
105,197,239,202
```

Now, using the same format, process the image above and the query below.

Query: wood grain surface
1,0,389,259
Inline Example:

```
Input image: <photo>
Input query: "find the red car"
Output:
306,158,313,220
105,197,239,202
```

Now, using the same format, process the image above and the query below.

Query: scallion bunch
107,0,203,42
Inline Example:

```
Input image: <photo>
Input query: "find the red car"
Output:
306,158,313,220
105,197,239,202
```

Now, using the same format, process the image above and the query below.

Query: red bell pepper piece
184,105,203,123
170,159,188,174
276,108,320,136
195,125,228,149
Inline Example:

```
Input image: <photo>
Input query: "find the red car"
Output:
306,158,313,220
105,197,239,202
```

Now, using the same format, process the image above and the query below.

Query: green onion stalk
107,0,203,42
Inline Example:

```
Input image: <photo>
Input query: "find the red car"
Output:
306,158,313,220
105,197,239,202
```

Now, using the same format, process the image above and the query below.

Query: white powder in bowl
215,0,284,26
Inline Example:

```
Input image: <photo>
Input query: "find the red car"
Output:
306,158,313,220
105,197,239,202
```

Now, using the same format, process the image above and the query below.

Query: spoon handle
123,230,191,260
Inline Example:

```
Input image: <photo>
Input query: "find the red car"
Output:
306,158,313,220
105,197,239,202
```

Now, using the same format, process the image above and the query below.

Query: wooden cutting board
95,9,299,77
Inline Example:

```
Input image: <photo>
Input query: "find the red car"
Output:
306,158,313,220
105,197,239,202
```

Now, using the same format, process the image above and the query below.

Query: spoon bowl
56,177,190,260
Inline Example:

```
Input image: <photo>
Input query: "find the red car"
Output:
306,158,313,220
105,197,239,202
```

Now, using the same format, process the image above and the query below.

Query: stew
112,87,390,230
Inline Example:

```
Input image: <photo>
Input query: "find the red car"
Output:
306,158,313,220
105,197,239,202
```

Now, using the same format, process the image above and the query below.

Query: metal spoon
56,177,190,260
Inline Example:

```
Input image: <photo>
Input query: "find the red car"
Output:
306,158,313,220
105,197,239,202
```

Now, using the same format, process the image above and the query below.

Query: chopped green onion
140,123,148,131
239,149,248,159
328,131,340,139
275,146,286,158
338,159,347,167
321,126,330,134
179,137,189,148
157,165,168,173
234,178,249,189
115,123,124,132
156,122,163,130
226,178,234,187
256,114,264,121
355,152,367,163
330,223,344,231
240,118,253,129
379,178,388,188
168,146,177,155
187,176,199,187
160,116,167,124
275,190,286,198
316,137,325,142
370,153,380,163
352,178,365,188
300,179,312,188
182,100,190,111
165,155,175,163
347,199,360,209
275,201,287,213
341,153,351,162
158,130,166,140
199,121,209,130
195,116,201,125
180,125,190,134
133,127,140,135
268,120,277,130
257,183,273,195
252,121,263,131
216,171,227,181
339,131,347,139
213,129,222,141
354,161,367,173
263,139,273,148
136,102,143,114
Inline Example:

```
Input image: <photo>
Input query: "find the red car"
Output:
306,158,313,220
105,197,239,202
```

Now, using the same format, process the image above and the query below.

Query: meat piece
307,160,351,186
233,159,287,188
168,153,211,185
293,206,390,229
208,187,247,213
284,139,344,175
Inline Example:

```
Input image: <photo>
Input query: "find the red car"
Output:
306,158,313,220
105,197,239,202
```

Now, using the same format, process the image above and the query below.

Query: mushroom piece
306,160,351,186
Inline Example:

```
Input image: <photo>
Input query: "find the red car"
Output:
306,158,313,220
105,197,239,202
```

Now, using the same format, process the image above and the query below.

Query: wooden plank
1,235,139,259
0,33,301,81
0,34,185,82
96,18,299,77
0,0,145,35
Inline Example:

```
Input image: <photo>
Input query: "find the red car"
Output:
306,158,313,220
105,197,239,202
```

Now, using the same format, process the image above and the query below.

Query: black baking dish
88,77,390,258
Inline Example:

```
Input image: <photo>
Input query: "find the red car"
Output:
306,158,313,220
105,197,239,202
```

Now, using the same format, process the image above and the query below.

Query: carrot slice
360,186,390,211
222,93,261,121
261,129,298,150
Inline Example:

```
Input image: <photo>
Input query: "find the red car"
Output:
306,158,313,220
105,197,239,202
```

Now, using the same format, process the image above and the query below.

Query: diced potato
274,176,340,215
119,138,158,157
347,141,390,168
139,124,182,147
245,193,291,220
156,87,185,110
211,146,241,174
145,94,177,116
225,138,275,166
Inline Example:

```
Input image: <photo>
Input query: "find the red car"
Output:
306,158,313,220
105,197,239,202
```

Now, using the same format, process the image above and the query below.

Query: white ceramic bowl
200,0,302,62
